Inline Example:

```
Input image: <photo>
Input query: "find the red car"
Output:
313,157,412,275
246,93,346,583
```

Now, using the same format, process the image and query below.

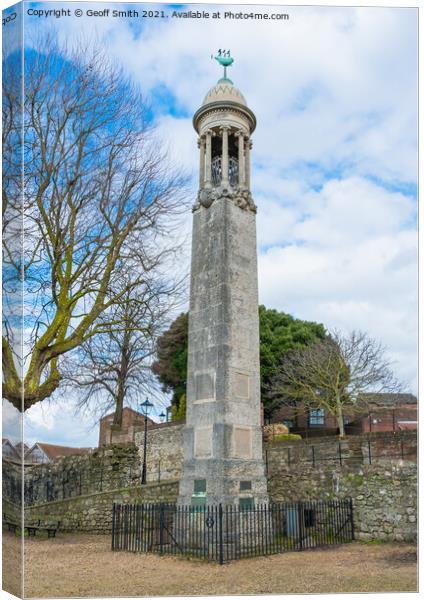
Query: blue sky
2,1,418,447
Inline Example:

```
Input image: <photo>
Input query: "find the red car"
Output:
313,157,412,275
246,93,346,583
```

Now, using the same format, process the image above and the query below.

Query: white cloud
258,177,417,391
24,399,99,447
2,400,22,443
17,4,417,445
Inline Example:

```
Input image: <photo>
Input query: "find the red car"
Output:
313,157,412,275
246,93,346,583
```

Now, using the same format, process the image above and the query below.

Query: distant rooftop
361,393,417,407
30,442,93,461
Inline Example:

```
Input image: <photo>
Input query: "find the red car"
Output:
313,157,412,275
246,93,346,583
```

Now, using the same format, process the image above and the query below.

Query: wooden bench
3,513,61,538
25,519,61,538
3,512,18,534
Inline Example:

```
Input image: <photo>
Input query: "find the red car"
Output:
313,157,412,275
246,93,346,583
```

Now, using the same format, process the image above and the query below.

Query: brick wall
98,408,155,446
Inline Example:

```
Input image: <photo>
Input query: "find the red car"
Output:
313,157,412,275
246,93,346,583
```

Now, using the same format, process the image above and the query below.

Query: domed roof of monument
202,77,247,107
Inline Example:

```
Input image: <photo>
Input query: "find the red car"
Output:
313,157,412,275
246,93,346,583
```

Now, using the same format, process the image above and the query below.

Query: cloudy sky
2,1,418,447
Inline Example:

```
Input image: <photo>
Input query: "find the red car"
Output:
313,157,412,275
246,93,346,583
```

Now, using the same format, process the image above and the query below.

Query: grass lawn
3,531,418,597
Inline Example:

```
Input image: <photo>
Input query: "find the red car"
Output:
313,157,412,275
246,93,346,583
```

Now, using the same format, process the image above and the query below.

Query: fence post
338,442,342,466
265,449,268,476
368,439,372,464
349,498,355,540
218,504,224,565
111,503,116,550
159,503,164,555
287,447,291,467
400,438,404,459
311,446,315,468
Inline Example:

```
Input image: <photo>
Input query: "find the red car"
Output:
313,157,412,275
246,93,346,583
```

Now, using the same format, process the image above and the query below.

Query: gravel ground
3,532,418,598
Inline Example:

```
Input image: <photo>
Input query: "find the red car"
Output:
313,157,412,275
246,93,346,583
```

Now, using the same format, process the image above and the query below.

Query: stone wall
15,445,141,505
24,481,179,534
135,422,184,484
6,430,416,542
265,431,417,542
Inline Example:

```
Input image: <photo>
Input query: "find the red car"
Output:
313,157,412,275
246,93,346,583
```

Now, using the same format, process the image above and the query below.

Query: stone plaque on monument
195,372,215,402
194,426,213,458
234,372,250,399
233,427,252,459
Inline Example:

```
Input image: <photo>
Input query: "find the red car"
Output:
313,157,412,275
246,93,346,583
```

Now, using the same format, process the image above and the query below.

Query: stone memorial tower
178,52,268,507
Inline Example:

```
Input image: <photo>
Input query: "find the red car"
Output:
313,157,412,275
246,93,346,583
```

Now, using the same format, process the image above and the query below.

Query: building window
240,480,252,491
309,408,325,426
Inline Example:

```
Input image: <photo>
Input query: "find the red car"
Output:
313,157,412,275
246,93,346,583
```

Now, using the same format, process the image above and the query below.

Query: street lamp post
140,398,154,485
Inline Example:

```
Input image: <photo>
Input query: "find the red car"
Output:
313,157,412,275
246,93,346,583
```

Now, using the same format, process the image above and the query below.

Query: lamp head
140,399,154,416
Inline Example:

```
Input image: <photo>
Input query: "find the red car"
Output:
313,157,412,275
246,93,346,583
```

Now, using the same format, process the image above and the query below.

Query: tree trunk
112,388,124,427
335,394,345,438
112,324,131,427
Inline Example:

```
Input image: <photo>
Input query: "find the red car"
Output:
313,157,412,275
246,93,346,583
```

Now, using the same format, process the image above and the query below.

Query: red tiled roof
31,443,93,460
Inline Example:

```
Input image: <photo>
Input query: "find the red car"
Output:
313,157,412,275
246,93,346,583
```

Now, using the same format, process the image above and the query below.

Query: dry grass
3,532,418,597
2,531,23,598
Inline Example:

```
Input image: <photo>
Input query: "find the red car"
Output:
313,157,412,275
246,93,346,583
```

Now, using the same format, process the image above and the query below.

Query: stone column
205,130,212,188
198,136,205,188
238,131,244,186
245,137,252,190
221,126,230,186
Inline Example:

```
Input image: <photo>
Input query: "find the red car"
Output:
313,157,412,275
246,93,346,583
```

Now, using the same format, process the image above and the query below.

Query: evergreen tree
152,307,325,417
151,313,188,413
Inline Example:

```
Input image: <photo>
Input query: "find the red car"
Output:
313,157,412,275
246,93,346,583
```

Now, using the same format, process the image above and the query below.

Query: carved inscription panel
233,426,252,459
194,426,213,458
195,372,215,402
234,372,249,399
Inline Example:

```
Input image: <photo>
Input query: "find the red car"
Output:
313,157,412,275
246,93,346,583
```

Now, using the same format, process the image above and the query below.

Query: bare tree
270,330,401,437
2,36,187,411
64,278,182,426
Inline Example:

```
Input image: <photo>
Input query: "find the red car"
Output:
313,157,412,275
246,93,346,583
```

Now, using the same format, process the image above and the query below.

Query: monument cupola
192,51,256,212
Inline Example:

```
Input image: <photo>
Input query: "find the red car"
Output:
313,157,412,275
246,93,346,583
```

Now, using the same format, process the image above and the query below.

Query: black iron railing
111,499,354,563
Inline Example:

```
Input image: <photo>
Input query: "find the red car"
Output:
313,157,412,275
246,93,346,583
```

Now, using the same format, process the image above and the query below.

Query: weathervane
212,49,234,82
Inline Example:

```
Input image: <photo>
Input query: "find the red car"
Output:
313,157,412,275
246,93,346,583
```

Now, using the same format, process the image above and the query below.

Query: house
14,442,29,457
98,407,155,446
270,393,417,437
25,442,93,464
2,438,19,461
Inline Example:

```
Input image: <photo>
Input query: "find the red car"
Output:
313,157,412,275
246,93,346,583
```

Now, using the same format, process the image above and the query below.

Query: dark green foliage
151,307,325,418
259,305,326,410
151,312,188,412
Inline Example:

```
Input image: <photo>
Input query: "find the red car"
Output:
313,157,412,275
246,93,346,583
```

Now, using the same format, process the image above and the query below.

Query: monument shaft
178,63,268,506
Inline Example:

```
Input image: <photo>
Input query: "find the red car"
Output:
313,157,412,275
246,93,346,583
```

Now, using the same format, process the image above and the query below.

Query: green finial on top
213,49,234,83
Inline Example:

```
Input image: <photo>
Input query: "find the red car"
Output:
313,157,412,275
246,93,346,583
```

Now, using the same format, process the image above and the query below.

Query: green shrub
272,433,302,442
171,393,186,421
